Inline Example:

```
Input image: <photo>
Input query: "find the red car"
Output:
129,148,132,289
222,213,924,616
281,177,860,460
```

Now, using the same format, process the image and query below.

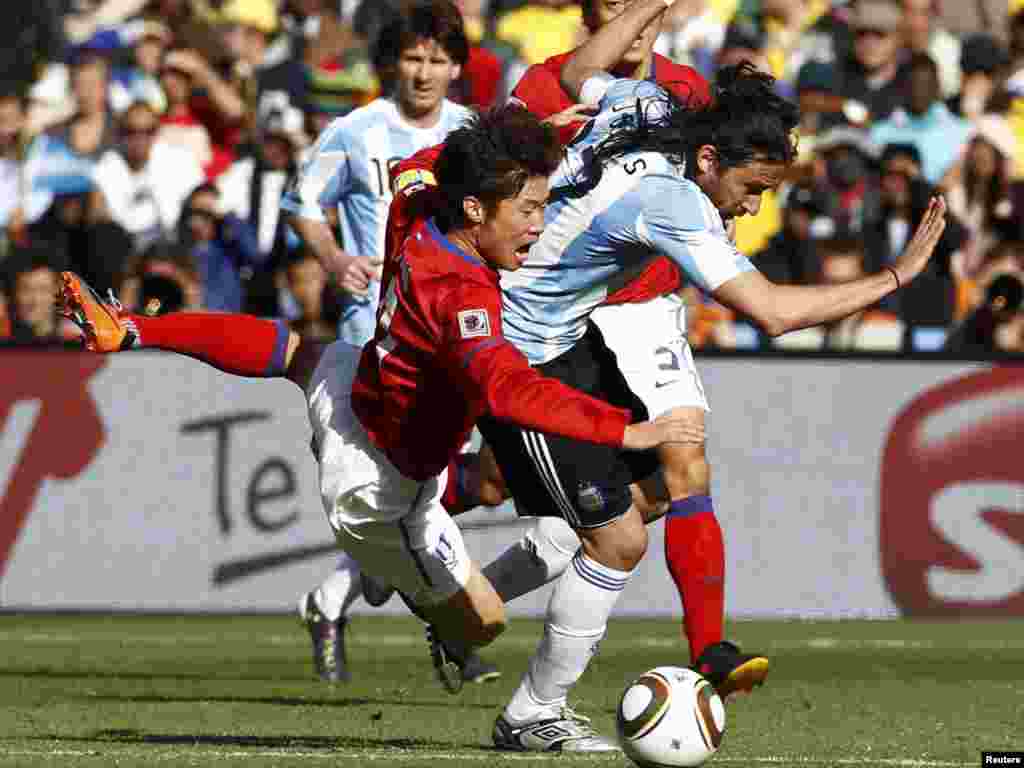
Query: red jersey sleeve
436,282,630,447
604,256,682,305
510,62,582,146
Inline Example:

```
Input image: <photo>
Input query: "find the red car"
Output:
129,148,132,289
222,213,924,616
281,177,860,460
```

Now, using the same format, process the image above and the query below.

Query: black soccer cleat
692,640,769,698
425,624,463,694
299,591,351,683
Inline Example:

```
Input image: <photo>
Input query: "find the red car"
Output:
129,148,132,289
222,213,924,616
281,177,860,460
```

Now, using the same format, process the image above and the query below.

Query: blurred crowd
0,0,1022,355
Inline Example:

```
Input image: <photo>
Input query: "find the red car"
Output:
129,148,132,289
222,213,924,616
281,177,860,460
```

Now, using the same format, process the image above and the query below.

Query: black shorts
478,322,659,529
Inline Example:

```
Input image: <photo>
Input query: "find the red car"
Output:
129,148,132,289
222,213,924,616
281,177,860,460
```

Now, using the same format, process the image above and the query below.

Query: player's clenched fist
333,253,384,297
622,411,706,451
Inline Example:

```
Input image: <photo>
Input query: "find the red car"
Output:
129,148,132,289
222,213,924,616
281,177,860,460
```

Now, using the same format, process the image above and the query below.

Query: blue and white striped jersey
281,97,471,346
500,78,756,364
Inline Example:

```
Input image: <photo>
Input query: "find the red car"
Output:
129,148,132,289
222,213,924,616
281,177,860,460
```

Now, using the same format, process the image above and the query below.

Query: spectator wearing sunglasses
92,100,204,253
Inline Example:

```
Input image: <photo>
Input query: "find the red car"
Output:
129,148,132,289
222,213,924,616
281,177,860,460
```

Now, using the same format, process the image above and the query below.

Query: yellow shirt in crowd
497,5,583,65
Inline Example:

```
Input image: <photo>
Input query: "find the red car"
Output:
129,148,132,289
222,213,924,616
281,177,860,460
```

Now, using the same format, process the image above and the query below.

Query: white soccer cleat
492,707,621,752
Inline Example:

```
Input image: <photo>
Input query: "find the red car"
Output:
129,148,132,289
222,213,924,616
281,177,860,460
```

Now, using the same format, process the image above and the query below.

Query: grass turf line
0,615,1020,767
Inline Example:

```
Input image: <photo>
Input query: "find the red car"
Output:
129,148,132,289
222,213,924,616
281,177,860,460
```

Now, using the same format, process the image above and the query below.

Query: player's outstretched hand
542,102,599,129
622,412,705,451
337,254,384,296
892,195,947,287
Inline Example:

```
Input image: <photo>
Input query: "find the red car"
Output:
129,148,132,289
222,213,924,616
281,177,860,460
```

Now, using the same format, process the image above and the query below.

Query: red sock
664,495,725,662
129,313,291,378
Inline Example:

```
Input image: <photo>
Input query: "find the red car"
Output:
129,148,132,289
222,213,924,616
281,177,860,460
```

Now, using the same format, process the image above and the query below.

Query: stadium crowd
0,0,1022,354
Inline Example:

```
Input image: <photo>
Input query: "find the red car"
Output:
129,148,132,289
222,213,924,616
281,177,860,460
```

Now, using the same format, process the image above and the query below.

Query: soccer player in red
58,105,705,675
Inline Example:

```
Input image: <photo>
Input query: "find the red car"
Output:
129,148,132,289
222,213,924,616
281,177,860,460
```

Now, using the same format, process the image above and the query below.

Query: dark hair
3,241,67,292
582,63,798,188
906,51,939,80
964,134,1011,227
0,80,28,107
372,0,469,79
880,142,922,171
434,105,562,229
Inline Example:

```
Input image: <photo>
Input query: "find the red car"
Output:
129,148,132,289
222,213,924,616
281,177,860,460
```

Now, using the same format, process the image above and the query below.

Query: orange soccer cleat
57,272,137,352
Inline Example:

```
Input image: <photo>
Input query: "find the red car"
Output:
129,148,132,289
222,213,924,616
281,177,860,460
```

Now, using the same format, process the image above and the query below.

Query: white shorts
590,295,709,418
306,341,472,606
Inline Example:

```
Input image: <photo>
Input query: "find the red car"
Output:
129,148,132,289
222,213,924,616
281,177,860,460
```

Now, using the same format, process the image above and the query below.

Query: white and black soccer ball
616,666,725,767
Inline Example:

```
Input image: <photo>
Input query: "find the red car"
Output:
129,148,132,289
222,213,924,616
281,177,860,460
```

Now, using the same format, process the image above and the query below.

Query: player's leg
495,501,647,754
480,324,653,752
594,298,767,694
57,271,324,387
298,551,363,682
308,343,505,692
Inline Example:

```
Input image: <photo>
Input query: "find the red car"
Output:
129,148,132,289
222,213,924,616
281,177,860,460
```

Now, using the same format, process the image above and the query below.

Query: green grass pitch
0,614,1020,766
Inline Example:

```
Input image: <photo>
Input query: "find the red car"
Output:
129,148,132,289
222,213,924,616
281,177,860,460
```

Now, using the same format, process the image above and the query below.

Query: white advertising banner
1,351,1021,618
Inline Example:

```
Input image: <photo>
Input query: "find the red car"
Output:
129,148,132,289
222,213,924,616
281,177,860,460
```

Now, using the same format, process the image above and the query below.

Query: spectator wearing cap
753,182,830,286
947,34,1008,120
218,0,307,116
814,0,910,127
109,19,172,115
901,0,961,101
814,125,882,236
869,52,972,185
92,101,205,253
217,98,307,314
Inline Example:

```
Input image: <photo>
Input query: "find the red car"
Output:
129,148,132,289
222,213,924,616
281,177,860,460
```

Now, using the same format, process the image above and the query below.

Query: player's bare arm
561,0,677,101
542,102,599,129
714,197,948,337
285,214,381,296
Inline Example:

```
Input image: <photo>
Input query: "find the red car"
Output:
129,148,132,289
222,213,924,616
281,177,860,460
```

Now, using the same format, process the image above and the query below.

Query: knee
585,518,648,571
617,524,649,570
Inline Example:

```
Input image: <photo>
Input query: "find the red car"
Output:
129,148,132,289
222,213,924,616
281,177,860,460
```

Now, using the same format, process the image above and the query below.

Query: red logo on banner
0,351,107,579
880,366,1024,616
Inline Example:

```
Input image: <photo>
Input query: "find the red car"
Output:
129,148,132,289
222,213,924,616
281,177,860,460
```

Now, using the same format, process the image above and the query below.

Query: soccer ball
616,666,725,767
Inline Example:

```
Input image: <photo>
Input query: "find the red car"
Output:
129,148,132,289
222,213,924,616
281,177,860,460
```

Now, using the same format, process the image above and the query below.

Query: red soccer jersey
349,152,631,482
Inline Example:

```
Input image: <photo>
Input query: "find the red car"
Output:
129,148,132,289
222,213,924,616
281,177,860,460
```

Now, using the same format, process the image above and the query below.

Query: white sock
312,551,362,621
504,550,633,724
483,517,578,602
